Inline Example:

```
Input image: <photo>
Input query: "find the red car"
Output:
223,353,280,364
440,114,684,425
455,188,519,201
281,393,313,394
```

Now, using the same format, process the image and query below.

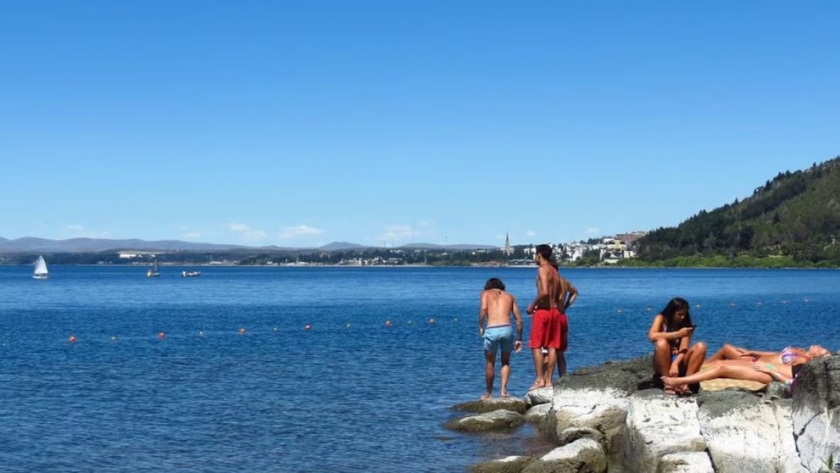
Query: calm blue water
1,266,839,472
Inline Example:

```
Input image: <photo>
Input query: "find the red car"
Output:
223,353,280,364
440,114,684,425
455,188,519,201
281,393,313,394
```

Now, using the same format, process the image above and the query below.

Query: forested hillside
635,156,840,265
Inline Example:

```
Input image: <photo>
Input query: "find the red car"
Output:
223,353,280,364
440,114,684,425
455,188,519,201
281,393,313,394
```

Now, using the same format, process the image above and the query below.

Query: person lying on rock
479,278,524,400
707,343,830,365
648,297,707,396
662,357,808,392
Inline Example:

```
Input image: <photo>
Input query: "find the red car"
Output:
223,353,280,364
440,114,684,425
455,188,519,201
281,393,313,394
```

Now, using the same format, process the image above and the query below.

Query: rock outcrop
461,355,840,472
792,356,840,473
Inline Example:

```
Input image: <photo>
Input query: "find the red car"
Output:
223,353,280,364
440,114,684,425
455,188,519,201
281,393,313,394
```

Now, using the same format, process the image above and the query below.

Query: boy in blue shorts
479,278,524,400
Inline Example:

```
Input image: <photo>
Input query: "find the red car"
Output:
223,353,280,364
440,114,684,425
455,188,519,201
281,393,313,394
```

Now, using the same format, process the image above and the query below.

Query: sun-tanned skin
648,298,707,395
479,279,523,400
663,358,804,387
707,344,830,364
526,245,561,390
552,276,577,381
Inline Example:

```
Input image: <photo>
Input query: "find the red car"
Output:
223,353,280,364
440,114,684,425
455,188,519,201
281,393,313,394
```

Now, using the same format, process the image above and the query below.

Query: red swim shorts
529,308,561,349
557,312,568,352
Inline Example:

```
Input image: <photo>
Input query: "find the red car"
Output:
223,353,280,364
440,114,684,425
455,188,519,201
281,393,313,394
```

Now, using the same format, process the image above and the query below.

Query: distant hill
636,156,840,263
0,237,246,253
400,243,499,251
0,237,497,254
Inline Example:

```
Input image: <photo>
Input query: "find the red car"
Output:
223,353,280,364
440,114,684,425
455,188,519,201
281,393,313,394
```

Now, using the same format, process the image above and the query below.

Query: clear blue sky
1,1,838,247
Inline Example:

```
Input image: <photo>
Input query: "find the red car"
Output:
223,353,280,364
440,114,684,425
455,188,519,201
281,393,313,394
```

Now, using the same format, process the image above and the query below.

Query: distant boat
33,255,49,280
181,270,201,277
147,258,160,278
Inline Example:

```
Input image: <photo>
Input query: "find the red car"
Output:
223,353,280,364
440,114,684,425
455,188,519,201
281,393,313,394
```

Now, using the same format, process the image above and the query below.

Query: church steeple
503,232,512,256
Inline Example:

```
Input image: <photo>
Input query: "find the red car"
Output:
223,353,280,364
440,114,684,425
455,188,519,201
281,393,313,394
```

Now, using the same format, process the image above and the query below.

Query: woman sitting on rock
708,343,830,365
648,297,707,395
662,358,808,391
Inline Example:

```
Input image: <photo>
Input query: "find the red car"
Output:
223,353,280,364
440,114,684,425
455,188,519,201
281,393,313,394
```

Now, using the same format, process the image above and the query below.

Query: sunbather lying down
708,343,830,365
663,358,808,391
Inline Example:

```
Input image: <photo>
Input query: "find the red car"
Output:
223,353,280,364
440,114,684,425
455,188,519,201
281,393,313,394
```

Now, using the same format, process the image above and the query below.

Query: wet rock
621,390,706,473
557,427,604,447
471,455,534,473
522,438,607,473
454,398,529,415
445,409,526,433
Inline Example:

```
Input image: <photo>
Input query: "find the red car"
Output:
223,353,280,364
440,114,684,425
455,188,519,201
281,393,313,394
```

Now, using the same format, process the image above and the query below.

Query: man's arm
511,296,523,352
564,280,578,311
479,291,488,336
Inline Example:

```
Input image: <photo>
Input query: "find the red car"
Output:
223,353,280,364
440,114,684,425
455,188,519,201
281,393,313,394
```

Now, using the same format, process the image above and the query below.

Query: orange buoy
68,335,76,343
158,332,166,340
304,324,312,331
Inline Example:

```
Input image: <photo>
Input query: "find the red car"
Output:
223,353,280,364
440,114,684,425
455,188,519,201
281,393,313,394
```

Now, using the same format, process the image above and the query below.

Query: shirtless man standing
479,278,523,400
526,244,562,390
554,275,578,381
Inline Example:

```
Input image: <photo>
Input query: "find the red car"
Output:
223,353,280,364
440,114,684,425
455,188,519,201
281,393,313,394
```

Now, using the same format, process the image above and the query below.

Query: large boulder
522,438,607,473
544,356,655,451
695,390,804,473
791,356,840,473
525,387,553,406
621,390,707,473
524,404,552,424
445,409,526,433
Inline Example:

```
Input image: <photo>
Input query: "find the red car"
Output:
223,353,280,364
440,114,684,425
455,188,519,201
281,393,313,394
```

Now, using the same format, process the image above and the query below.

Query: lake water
1,266,839,472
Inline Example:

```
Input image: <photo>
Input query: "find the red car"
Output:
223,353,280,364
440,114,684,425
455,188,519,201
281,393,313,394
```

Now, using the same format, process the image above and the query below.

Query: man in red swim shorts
526,244,562,390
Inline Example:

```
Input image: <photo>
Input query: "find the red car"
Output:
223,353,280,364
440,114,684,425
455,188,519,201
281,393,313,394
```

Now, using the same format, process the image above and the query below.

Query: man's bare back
534,265,561,310
482,289,521,327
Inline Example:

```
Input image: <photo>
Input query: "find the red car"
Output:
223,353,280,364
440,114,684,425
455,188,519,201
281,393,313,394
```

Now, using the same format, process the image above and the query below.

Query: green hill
635,156,840,266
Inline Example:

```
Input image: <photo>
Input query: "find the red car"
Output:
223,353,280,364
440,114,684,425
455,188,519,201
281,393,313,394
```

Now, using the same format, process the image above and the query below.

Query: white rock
524,403,551,423
523,438,607,473
549,387,630,451
657,452,715,473
622,393,707,473
696,393,802,473
525,386,553,406
792,407,840,473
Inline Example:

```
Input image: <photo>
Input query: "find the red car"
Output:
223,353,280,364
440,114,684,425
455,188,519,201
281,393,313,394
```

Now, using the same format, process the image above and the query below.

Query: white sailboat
147,258,160,278
33,255,49,280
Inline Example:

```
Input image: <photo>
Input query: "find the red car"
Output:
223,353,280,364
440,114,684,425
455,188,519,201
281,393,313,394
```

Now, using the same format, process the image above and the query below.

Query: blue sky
1,1,838,247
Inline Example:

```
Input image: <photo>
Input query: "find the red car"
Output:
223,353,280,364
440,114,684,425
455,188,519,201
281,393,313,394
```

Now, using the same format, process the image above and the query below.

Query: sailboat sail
147,257,160,277
33,255,49,279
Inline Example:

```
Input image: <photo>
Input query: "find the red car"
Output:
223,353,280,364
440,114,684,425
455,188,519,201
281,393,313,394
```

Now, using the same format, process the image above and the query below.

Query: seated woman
648,297,707,395
663,358,807,391
708,344,830,365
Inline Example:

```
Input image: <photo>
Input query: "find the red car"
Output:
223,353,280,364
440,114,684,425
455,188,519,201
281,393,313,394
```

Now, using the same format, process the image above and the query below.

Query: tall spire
504,232,512,256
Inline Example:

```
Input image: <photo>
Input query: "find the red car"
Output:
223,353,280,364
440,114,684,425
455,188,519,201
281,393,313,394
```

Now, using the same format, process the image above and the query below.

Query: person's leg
544,348,557,386
531,348,545,390
707,343,748,362
500,350,512,397
663,362,774,387
529,311,547,389
483,349,496,400
679,342,708,394
653,339,671,376
557,313,569,379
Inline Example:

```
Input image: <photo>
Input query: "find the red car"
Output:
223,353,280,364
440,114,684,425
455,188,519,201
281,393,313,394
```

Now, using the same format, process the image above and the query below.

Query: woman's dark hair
660,297,692,330
484,278,505,291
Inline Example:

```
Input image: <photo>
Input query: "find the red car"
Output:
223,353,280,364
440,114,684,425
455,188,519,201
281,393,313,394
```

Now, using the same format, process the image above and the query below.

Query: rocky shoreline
446,355,840,473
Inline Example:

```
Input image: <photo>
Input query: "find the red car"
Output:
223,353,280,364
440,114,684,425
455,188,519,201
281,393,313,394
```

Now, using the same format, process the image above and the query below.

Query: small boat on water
147,258,160,278
33,255,49,280
181,270,201,277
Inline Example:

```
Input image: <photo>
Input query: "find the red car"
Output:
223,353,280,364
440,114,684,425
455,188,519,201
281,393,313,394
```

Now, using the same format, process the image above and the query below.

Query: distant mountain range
0,237,498,253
